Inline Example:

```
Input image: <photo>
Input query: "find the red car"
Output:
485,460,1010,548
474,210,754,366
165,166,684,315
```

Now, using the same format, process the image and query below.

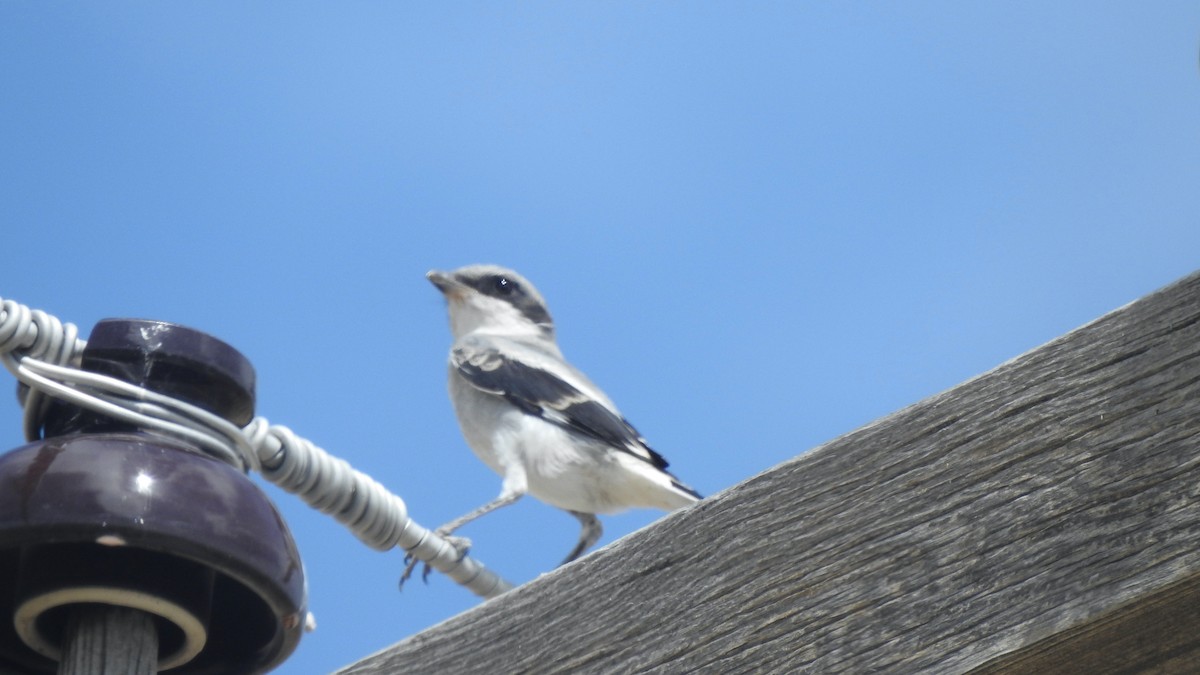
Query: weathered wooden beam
338,271,1200,675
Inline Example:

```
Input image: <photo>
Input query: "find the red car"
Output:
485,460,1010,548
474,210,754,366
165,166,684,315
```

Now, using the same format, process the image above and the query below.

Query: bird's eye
493,276,517,295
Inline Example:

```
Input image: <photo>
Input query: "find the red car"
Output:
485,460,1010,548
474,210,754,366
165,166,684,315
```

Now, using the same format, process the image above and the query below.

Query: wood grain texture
338,271,1200,675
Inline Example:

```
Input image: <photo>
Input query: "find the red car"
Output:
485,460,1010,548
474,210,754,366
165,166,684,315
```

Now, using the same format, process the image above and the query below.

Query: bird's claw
398,531,472,591
398,554,425,591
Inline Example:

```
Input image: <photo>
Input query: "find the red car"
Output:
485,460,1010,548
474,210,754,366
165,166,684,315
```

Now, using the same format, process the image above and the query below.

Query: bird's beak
427,270,463,299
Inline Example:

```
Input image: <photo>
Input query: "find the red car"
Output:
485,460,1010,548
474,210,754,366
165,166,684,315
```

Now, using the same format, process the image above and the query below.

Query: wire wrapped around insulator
0,296,515,600
244,419,514,599
0,298,86,440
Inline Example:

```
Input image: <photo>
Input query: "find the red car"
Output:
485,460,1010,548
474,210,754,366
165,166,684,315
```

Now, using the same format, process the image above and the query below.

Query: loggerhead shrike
404,264,701,584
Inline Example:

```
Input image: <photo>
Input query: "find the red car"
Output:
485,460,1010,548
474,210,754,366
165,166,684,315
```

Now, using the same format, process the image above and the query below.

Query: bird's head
427,265,555,340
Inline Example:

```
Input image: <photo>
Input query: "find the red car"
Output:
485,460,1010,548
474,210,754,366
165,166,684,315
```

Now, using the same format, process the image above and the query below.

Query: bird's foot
398,529,472,591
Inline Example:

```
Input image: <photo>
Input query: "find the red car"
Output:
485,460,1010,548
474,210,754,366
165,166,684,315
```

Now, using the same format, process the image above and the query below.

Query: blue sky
2,3,1198,674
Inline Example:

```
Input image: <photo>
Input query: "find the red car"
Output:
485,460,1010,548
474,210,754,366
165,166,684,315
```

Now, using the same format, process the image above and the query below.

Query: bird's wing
451,338,671,471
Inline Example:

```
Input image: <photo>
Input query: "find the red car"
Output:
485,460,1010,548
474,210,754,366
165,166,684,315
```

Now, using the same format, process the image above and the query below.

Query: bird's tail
671,475,702,502
616,453,702,511
658,472,702,509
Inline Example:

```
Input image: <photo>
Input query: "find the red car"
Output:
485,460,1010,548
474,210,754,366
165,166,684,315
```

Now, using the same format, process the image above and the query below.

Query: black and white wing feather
451,337,683,479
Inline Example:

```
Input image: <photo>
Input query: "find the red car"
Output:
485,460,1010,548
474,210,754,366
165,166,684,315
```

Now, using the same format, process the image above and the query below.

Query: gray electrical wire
0,296,514,601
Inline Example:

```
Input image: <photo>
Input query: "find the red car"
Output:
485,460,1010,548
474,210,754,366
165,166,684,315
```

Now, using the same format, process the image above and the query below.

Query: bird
402,264,701,586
